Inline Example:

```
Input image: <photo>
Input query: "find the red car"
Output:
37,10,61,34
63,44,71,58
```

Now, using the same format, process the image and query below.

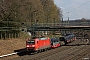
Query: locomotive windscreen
27,40,35,44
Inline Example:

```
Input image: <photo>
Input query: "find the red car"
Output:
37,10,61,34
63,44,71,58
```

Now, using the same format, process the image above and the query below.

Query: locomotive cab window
27,40,35,44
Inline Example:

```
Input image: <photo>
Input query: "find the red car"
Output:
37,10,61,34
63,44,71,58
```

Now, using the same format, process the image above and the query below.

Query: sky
54,0,90,20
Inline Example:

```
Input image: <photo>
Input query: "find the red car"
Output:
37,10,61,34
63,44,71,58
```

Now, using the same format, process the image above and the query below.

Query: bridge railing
33,23,69,27
32,23,90,27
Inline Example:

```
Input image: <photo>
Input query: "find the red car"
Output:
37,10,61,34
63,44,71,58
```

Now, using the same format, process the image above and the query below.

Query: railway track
10,37,89,60
59,44,90,60
41,38,90,60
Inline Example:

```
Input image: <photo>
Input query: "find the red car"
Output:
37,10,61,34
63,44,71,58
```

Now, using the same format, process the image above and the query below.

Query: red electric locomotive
26,37,51,52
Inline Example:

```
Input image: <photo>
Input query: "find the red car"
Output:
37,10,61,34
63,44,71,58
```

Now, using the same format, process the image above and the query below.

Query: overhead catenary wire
64,0,90,14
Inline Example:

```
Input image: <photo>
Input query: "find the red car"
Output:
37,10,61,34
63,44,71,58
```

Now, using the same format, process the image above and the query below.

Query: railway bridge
27,23,90,31
26,23,90,38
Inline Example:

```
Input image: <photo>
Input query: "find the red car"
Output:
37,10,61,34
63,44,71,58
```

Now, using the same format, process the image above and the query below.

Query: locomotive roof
38,37,48,40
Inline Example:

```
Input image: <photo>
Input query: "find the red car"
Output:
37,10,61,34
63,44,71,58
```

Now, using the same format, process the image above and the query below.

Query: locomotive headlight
32,45,35,47
26,45,29,47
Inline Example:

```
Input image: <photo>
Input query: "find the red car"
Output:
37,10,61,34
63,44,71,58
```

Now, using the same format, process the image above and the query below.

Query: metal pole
68,12,69,25
62,17,63,26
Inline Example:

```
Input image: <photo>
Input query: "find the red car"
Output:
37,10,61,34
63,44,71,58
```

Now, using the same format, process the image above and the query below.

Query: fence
0,30,20,40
